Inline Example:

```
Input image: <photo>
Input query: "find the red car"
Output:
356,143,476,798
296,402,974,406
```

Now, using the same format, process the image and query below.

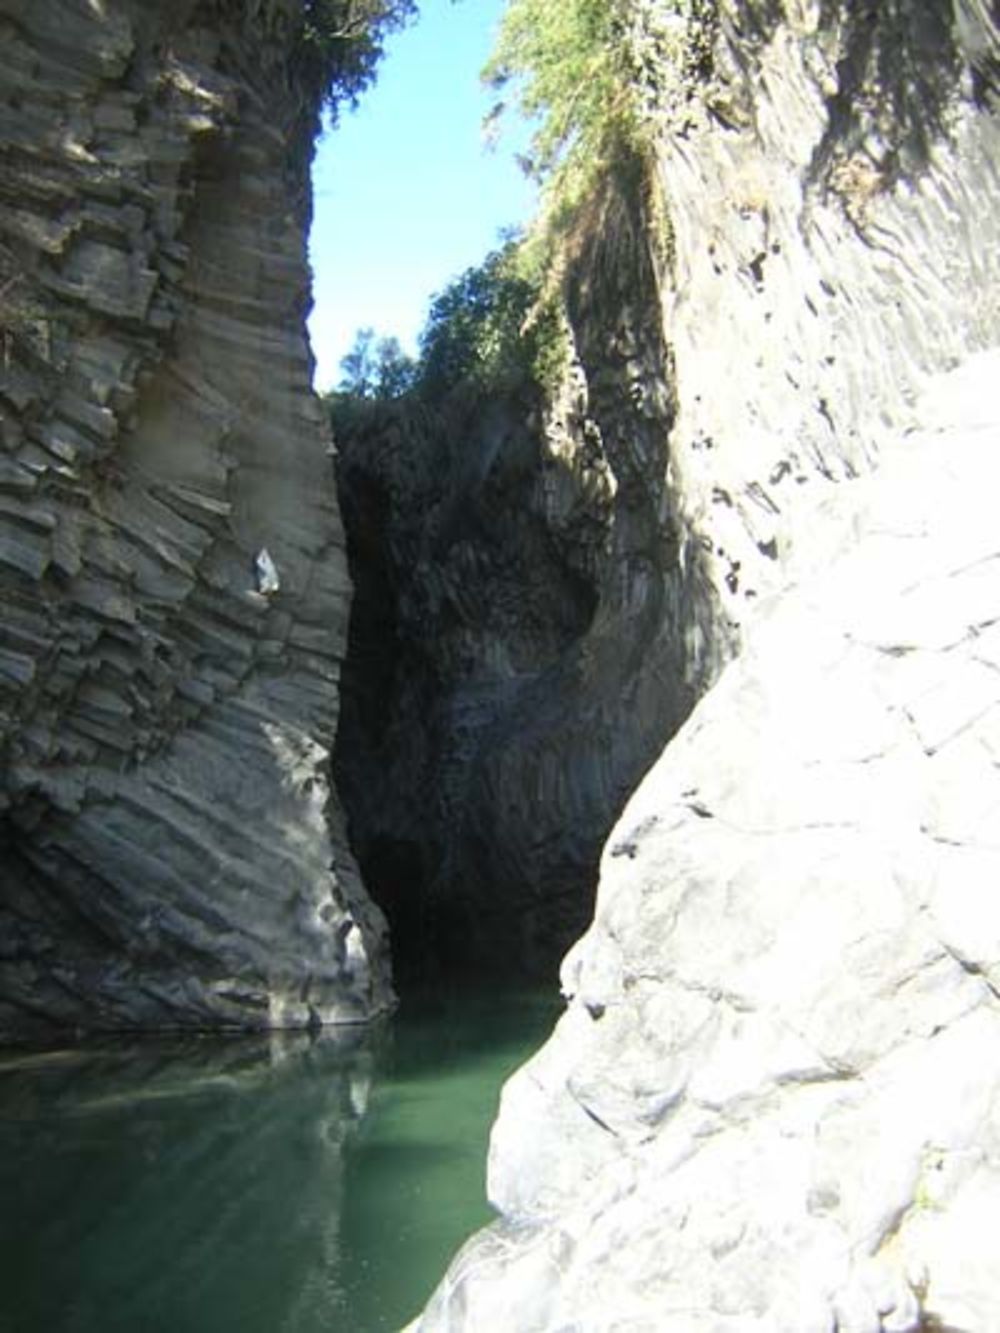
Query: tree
483,0,631,188
337,327,416,398
296,0,417,120
338,326,377,396
415,242,562,398
373,335,419,398
482,0,711,270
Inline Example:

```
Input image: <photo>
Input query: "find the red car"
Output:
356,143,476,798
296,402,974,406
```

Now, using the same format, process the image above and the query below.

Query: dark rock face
335,187,726,984
0,0,392,1038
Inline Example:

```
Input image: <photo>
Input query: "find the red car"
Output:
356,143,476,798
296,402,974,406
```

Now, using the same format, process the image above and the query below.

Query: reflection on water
0,990,556,1333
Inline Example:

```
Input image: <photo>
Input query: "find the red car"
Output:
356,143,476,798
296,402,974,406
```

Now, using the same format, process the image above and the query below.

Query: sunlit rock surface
0,0,391,1037
413,0,1000,1326
413,354,1000,1333
659,0,1000,627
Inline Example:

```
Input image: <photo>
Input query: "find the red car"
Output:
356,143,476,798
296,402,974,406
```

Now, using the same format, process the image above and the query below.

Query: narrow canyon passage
328,236,719,990
4,0,1000,1330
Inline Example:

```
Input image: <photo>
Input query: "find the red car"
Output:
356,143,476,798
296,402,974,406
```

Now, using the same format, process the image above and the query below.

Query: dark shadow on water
0,989,558,1333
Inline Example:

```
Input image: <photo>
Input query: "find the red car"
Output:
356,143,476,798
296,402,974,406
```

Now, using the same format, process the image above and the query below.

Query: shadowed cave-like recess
331,165,725,990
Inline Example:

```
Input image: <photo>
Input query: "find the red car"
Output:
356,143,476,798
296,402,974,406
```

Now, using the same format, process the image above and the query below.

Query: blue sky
307,0,537,392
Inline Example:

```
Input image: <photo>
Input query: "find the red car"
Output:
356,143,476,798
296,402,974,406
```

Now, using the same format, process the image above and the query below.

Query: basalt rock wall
658,0,1000,630
0,0,392,1039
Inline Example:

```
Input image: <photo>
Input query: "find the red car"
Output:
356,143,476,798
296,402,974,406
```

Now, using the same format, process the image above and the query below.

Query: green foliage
415,243,565,398
484,0,713,273
326,241,567,437
338,327,417,398
327,327,417,439
484,0,635,186
296,0,417,119
321,1,721,435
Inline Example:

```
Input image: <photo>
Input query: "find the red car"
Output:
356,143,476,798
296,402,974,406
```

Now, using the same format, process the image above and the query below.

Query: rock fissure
332,208,724,988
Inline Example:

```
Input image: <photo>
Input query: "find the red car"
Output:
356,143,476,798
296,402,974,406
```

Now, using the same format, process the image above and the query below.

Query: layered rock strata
0,0,391,1038
413,1,1000,1327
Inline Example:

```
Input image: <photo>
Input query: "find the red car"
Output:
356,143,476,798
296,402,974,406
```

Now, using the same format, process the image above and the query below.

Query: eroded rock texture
660,0,1000,628
415,356,1000,1333
413,2,1000,1329
0,0,392,1038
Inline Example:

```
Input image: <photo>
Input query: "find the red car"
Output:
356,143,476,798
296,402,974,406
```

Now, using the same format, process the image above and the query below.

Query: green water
0,991,556,1333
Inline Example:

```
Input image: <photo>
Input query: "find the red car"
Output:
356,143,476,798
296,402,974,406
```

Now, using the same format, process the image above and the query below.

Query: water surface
0,990,556,1333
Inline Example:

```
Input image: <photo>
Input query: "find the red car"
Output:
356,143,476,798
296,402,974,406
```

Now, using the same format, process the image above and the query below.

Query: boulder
412,349,1000,1333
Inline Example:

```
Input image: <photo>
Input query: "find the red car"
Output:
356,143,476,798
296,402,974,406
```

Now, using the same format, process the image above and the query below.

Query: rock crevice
333,192,724,982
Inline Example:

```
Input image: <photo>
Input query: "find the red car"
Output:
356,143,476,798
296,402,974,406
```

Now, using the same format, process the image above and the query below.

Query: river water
0,990,557,1333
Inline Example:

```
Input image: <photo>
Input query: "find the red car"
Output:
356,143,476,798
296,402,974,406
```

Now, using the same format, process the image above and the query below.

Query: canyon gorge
3,0,1000,1329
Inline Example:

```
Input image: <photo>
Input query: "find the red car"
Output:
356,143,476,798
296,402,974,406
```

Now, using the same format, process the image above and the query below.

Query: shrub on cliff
484,0,713,277
296,0,416,118
415,243,565,400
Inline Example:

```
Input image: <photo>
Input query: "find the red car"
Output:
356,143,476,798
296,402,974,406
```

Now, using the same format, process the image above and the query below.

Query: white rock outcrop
411,0,1000,1322
413,352,1000,1333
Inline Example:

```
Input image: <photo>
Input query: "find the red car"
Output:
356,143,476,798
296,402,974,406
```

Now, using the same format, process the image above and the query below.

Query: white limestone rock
411,354,1000,1331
